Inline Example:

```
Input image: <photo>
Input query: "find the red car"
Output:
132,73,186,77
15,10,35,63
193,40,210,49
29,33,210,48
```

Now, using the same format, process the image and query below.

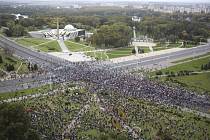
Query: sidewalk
57,39,70,53
110,48,186,63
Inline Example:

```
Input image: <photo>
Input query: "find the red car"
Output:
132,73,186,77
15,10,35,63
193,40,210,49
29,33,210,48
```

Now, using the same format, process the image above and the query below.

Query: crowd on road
51,62,210,113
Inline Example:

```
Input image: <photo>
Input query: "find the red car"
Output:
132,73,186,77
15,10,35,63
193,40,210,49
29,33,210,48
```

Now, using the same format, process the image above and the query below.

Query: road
0,36,210,93
0,35,70,69
0,36,210,115
109,44,210,70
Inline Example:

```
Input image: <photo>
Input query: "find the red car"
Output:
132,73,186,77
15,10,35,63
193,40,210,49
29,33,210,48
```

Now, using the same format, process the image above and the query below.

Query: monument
131,16,156,53
57,18,59,40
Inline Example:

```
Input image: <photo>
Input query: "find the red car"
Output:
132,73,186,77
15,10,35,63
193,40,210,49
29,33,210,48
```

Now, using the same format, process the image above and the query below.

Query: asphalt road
0,36,210,94
0,35,70,69
109,44,210,70
1,36,210,114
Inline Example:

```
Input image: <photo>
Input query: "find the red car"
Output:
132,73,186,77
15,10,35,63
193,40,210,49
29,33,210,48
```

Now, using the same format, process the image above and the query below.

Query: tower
57,17,59,40
133,26,138,55
133,26,136,41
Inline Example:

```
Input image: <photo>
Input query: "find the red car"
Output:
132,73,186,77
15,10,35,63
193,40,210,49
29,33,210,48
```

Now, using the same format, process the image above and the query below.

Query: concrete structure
29,24,88,41
132,16,141,22
132,26,156,52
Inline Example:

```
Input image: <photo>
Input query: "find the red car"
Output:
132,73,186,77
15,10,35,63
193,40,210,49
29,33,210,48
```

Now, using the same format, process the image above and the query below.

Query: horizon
1,0,210,4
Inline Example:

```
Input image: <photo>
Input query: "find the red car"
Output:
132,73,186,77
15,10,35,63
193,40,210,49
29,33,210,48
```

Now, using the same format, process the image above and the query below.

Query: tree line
90,23,132,48
135,13,210,43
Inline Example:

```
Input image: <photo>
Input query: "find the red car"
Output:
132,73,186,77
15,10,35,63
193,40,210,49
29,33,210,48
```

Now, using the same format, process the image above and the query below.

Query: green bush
6,63,14,71
0,55,3,63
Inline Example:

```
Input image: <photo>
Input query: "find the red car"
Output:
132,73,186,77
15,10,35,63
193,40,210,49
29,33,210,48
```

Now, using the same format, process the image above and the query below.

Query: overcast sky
4,0,210,3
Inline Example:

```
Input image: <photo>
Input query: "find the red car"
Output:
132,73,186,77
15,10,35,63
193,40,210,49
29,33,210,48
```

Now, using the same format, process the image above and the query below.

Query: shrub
0,55,3,63
75,36,80,42
156,71,163,75
6,63,15,71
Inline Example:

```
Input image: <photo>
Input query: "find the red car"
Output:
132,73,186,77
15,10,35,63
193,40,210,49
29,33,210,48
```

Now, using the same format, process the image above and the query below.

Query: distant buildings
132,16,141,22
11,13,28,20
147,4,210,14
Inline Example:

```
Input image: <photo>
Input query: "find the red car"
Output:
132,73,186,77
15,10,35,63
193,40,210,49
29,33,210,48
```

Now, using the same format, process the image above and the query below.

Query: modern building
29,24,91,40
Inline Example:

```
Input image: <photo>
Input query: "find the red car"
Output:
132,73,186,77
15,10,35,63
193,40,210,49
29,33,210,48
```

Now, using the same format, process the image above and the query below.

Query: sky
3,0,210,3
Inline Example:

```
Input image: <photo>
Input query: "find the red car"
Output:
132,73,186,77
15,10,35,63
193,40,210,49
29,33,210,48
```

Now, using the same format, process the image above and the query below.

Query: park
0,1,210,140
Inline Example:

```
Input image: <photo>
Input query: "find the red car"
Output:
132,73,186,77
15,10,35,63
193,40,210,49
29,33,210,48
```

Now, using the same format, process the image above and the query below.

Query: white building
29,24,91,40
132,16,141,22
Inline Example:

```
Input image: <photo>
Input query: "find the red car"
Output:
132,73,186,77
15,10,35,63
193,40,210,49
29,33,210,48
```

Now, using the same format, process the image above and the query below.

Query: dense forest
0,5,210,47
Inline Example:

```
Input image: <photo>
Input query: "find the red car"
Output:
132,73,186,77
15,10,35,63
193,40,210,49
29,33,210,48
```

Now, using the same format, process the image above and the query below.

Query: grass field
16,38,61,52
162,55,210,73
152,42,182,51
16,38,48,46
85,51,108,60
106,47,133,59
0,48,29,75
0,84,54,101
38,41,61,52
154,53,210,94
64,41,95,52
172,72,210,93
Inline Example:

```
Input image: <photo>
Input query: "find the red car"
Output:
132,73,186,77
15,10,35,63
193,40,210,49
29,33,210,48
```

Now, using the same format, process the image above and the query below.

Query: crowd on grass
1,56,210,140
50,61,210,113
15,83,210,140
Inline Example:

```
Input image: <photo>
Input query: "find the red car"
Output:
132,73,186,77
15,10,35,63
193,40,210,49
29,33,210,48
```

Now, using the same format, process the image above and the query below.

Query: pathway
57,39,70,53
16,62,23,73
95,94,141,139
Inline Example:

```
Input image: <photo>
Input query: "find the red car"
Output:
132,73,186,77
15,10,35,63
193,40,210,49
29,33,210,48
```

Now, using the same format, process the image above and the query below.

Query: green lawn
172,72,210,93
85,51,108,60
106,47,133,59
16,38,48,46
64,41,95,52
153,42,182,51
167,43,182,48
16,38,61,52
37,41,61,52
86,47,151,60
0,48,29,75
162,55,210,73
181,43,196,48
153,54,210,94
0,84,53,101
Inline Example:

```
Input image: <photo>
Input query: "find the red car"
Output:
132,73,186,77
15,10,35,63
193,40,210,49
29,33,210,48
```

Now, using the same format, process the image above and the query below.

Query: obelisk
133,26,138,55
57,17,59,40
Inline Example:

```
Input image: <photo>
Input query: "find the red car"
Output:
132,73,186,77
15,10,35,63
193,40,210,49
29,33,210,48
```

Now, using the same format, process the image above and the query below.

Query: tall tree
0,103,40,140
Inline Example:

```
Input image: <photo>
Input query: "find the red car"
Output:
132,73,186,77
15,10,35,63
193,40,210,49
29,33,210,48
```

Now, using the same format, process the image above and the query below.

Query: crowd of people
1,60,210,139
51,61,210,114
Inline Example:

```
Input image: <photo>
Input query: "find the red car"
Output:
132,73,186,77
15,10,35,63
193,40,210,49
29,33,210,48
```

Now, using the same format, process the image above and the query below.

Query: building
29,24,91,40
132,16,141,22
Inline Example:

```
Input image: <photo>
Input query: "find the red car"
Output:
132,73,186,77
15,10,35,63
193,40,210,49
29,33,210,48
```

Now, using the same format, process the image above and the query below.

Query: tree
201,64,204,70
6,64,15,72
33,64,38,71
0,103,40,140
208,61,210,70
75,36,80,42
4,21,26,37
0,55,3,63
156,71,163,75
132,48,136,54
91,23,132,48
